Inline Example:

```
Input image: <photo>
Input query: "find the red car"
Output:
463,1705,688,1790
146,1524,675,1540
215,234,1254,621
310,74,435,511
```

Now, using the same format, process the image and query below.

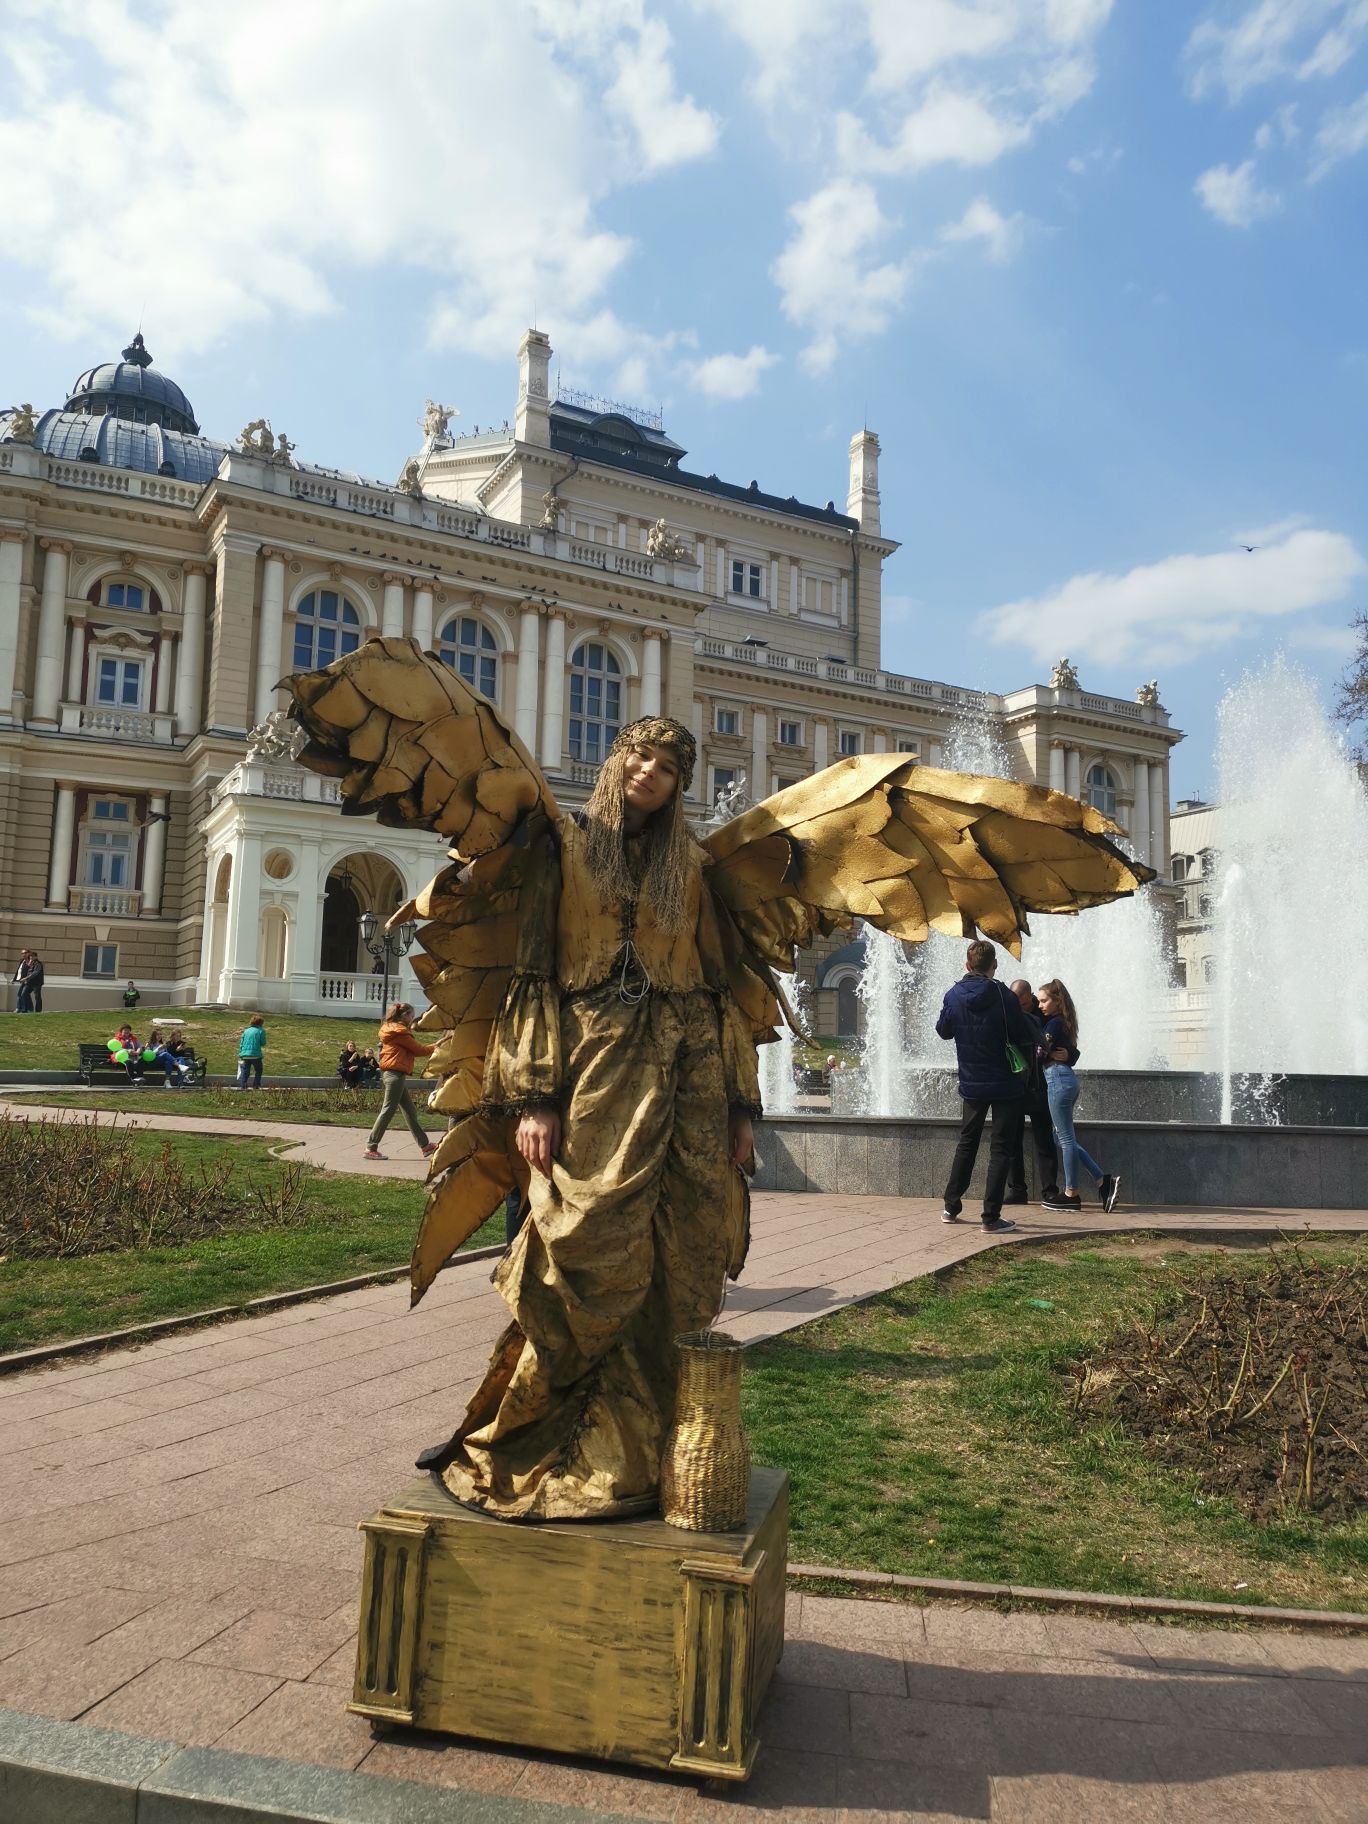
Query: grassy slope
0,1130,497,1352
742,1236,1367,1613
0,1008,390,1077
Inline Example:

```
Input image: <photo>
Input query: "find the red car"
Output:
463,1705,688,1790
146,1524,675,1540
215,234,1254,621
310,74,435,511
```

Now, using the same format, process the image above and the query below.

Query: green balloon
114,1048,129,1064
142,1048,157,1062
107,1038,121,1052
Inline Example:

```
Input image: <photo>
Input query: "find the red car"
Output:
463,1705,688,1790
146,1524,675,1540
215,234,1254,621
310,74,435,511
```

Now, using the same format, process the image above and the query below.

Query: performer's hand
729,1113,754,1168
516,1109,561,1178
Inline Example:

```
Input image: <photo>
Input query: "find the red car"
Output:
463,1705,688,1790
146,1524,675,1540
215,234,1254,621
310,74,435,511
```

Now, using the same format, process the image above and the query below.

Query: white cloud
1185,1,1368,100
0,0,716,379
940,195,1026,261
1253,102,1300,148
1287,620,1361,655
979,526,1366,667
685,345,780,399
1194,159,1282,226
770,180,913,374
1066,142,1123,175
836,87,1031,174
1310,89,1368,175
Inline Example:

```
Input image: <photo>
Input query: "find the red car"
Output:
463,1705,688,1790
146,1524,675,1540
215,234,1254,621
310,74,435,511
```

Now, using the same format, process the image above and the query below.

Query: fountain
759,971,806,1116
1211,656,1368,1115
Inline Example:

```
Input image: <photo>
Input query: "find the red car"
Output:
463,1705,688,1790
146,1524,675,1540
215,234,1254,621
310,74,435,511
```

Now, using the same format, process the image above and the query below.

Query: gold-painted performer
287,638,1152,1523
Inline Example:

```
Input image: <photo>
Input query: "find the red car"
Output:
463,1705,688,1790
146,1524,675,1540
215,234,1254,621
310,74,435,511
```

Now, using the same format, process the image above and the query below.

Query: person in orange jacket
364,1001,438,1161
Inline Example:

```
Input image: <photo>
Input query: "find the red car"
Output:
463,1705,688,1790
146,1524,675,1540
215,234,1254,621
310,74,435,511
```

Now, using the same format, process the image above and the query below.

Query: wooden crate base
350,1467,788,1782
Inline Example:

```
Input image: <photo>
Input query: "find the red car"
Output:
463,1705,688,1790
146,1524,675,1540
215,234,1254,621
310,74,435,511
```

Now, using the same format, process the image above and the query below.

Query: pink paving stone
358,1732,531,1797
305,1635,359,1689
835,1755,989,1821
512,1752,693,1823
213,1677,376,1770
187,1604,359,1681
0,1586,159,1660
0,1629,159,1719
79,1657,283,1746
82,1592,257,1662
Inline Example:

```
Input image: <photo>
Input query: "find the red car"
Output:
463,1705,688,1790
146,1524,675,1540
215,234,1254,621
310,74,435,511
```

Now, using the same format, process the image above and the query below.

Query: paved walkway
0,1152,1364,1817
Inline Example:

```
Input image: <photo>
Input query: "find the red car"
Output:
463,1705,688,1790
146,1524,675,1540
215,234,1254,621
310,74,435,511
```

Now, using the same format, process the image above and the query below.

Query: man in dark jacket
1006,978,1060,1205
936,939,1036,1231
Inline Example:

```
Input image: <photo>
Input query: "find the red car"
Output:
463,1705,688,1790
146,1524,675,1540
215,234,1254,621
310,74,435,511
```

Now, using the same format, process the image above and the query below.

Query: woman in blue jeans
1037,979,1120,1214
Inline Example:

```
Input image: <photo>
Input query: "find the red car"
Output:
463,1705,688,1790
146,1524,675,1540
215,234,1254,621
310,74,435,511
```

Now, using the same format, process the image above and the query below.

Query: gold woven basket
660,1330,751,1532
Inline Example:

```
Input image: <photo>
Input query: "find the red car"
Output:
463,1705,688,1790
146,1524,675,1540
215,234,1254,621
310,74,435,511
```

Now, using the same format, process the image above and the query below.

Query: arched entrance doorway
320,854,407,990
320,875,361,974
206,853,232,996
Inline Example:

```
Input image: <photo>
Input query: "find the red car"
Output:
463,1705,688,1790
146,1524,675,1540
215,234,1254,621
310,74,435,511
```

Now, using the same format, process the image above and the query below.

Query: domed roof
7,407,227,484
64,333,199,434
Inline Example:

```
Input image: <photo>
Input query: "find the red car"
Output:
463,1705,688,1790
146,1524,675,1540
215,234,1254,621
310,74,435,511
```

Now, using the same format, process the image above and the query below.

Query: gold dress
419,816,761,1520
285,637,1152,1525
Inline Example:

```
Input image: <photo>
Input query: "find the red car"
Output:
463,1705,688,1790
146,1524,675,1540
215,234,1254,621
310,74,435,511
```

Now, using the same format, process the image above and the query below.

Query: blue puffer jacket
935,972,1036,1102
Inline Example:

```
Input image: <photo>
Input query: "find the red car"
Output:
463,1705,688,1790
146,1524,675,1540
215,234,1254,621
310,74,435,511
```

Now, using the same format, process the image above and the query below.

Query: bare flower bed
0,1110,306,1258
1073,1240,1367,1523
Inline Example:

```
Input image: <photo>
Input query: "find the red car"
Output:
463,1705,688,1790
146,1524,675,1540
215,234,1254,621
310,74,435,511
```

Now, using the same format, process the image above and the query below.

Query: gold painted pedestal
350,1467,788,1782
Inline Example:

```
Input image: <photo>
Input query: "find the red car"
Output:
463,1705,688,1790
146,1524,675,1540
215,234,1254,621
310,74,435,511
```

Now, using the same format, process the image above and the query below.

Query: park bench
78,1043,209,1086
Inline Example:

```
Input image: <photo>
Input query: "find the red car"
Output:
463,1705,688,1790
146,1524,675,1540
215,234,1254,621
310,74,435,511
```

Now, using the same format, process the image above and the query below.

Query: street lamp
358,908,418,1019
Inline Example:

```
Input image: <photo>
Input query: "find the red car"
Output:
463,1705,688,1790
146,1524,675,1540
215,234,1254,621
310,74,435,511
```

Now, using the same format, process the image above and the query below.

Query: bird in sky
1241,544,1259,553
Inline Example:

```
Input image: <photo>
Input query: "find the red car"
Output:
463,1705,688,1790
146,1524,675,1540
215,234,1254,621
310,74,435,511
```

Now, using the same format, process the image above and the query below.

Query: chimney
847,430,880,533
515,329,552,447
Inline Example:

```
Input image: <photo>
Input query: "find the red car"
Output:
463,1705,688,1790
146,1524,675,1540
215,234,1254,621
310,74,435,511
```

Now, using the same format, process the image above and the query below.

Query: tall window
1171,855,1189,883
838,729,861,757
103,581,145,610
778,719,802,747
437,616,497,699
731,558,763,599
83,799,134,886
293,590,362,669
83,943,118,978
94,655,145,708
1085,764,1117,818
715,706,740,736
568,642,621,764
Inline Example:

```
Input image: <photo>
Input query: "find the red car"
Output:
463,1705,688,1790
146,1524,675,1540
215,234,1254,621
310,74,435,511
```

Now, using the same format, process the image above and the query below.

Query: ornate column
641,631,663,716
142,793,168,915
64,617,85,703
382,573,406,638
813,718,829,771
411,584,434,652
32,539,72,725
253,547,287,727
1065,746,1081,799
1131,759,1150,865
0,529,23,723
539,611,566,769
751,707,767,801
154,629,174,715
175,564,208,737
46,785,76,909
514,605,540,750
290,837,325,1003
223,832,263,1001
1149,762,1166,873
1048,741,1066,794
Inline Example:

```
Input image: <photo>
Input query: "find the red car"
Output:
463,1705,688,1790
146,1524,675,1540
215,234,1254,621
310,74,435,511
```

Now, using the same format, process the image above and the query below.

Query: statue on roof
122,333,154,368
398,456,425,498
646,517,691,561
273,432,296,466
245,708,306,763
1050,656,1080,691
539,489,560,529
3,403,37,443
1136,679,1161,708
420,400,459,447
238,418,277,456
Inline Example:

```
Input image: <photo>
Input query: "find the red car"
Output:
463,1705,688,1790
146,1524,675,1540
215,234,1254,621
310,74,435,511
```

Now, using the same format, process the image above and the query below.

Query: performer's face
621,741,680,817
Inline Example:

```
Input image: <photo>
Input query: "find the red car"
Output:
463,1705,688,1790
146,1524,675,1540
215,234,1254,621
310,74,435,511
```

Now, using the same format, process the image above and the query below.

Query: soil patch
1074,1240,1366,1524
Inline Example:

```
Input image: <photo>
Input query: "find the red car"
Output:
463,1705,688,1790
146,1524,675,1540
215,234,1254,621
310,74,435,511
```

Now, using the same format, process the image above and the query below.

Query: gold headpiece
609,717,696,790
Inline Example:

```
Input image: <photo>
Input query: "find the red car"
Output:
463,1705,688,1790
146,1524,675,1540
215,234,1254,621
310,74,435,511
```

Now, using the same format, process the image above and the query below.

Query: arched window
102,579,145,610
1085,764,1117,818
293,590,362,669
436,615,497,700
568,641,622,764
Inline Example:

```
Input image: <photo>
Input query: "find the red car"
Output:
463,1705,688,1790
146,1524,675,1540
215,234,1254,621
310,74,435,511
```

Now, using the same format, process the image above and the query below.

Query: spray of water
1212,656,1368,1099
759,971,807,1116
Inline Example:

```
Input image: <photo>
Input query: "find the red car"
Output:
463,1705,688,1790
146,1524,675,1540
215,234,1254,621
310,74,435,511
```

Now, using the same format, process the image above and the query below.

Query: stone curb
787,1562,1368,1631
0,1246,504,1377
0,1706,616,1824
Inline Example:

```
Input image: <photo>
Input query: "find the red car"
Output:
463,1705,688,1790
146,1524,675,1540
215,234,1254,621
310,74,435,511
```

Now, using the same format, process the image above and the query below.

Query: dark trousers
944,1097,1023,1221
1009,1088,1058,1198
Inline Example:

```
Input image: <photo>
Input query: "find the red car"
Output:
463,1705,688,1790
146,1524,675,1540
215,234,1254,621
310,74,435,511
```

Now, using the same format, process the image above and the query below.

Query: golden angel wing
703,755,1154,1023
285,634,559,851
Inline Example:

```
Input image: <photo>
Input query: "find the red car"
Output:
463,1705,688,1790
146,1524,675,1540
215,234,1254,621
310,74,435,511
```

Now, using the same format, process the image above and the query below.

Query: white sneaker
941,1207,961,1223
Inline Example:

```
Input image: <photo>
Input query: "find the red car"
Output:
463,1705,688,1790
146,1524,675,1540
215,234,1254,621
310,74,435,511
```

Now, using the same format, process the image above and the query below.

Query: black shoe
941,1203,962,1223
1003,1190,1029,1205
1041,1185,1060,1204
1042,1192,1083,1213
981,1217,1016,1233
1101,1174,1121,1214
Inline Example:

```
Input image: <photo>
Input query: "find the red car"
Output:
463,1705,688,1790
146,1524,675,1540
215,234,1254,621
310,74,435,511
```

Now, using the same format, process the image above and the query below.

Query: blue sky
3,0,1365,798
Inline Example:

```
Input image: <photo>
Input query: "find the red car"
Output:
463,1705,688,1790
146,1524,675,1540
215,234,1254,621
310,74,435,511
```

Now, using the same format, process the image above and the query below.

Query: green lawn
742,1235,1368,1614
0,1130,498,1353
0,1008,391,1077
23,1087,445,1130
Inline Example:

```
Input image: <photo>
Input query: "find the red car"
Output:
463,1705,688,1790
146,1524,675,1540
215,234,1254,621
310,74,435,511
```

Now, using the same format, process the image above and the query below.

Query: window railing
69,886,141,916
59,704,178,743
